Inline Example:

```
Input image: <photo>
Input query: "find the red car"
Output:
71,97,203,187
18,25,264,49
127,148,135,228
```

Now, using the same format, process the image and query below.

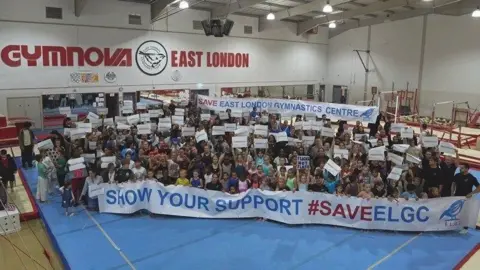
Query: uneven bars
431,100,455,133
434,101,454,106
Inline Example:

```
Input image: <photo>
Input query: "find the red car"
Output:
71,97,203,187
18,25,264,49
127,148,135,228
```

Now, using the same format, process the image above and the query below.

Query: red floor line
17,168,39,221
454,243,480,270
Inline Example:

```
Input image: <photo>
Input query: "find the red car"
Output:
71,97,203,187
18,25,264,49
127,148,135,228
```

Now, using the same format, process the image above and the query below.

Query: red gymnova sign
0,44,250,69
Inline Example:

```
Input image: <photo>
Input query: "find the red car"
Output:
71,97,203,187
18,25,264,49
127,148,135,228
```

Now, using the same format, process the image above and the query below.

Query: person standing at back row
453,163,480,198
18,122,35,169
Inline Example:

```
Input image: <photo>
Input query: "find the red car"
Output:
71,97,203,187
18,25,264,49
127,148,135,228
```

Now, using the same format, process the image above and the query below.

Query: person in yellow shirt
175,169,191,186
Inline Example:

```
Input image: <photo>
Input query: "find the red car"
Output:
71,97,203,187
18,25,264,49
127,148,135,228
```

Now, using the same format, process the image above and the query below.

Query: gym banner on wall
98,182,480,232
196,96,380,122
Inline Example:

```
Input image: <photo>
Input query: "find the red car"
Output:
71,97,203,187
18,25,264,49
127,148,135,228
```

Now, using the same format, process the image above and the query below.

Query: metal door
24,97,42,129
332,85,343,103
7,98,26,119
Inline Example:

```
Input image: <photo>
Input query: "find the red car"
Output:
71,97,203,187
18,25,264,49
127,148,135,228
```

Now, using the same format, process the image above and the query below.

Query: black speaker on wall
201,19,234,37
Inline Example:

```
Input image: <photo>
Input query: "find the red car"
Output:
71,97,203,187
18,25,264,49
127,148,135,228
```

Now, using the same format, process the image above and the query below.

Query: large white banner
98,182,480,232
197,96,380,123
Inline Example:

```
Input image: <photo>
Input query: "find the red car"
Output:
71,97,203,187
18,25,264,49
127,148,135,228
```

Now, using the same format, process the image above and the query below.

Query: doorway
105,94,119,118
7,97,43,129
332,85,348,104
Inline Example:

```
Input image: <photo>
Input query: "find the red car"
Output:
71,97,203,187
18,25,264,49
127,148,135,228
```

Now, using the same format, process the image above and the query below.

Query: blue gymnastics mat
20,160,480,270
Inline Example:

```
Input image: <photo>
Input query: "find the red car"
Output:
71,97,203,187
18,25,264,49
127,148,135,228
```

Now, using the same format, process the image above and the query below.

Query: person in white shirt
131,160,146,181
81,169,103,210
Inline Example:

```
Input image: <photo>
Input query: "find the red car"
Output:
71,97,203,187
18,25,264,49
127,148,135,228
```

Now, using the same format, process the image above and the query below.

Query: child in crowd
61,181,74,216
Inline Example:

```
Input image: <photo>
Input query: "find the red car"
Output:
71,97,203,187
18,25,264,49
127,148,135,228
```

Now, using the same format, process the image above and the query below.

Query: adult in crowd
18,122,35,168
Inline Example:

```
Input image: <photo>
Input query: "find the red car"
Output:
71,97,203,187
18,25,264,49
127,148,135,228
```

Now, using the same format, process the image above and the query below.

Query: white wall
327,14,480,118
0,0,328,116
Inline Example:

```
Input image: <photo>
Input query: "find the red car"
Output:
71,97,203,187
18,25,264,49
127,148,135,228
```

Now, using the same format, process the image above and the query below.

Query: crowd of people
14,96,480,216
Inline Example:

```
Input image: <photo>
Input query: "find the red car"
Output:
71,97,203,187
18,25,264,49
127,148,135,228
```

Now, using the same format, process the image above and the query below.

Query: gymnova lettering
98,182,480,232
196,96,380,122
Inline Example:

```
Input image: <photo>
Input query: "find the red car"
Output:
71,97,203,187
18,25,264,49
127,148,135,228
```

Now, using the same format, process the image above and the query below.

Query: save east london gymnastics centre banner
197,96,380,123
98,182,480,232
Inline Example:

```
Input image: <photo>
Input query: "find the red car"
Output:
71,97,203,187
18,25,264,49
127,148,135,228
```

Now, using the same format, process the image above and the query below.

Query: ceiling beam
151,0,173,22
273,0,352,21
297,0,420,34
212,0,267,18
328,0,462,38
74,0,87,17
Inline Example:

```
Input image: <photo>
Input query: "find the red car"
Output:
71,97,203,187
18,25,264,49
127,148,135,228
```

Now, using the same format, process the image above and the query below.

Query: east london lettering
0,45,249,68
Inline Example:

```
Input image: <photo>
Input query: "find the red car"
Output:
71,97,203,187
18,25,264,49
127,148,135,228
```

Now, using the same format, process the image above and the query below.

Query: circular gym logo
135,40,168,76
104,71,117,83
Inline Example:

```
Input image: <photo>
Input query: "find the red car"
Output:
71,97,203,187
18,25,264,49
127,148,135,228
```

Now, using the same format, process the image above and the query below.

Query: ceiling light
328,21,336,28
473,7,480,18
179,0,189,9
422,0,433,2
323,2,333,13
267,12,275,20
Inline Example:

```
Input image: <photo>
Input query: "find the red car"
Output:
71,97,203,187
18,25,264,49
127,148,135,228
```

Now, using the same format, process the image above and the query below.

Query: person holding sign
81,168,103,210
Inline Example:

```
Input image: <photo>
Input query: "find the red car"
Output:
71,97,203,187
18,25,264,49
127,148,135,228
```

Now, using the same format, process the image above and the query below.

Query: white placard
369,147,385,161
230,110,243,118
422,136,439,148
321,127,335,137
232,136,248,148
234,126,250,136
67,114,78,122
137,124,151,135
312,121,323,131
122,107,134,114
97,108,108,115
354,133,367,141
127,114,140,125
88,141,97,150
76,122,92,133
294,121,303,129
81,154,96,164
136,103,147,110
254,138,268,149
387,167,403,181
70,129,86,140
69,163,86,172
195,131,208,142
254,125,269,137
149,110,163,118
87,112,100,121
302,121,312,130
64,128,71,136
140,113,151,122
37,139,54,150
324,159,341,176
393,144,409,153
158,118,172,131
212,126,225,136
88,184,104,198
219,112,229,120
67,157,85,165
391,123,406,133
116,123,131,130
302,136,315,146
388,152,404,166
175,108,185,116
401,128,414,139
224,123,237,133
334,148,349,159
260,115,269,123
439,141,456,154
406,153,421,164
273,131,288,142
59,107,71,115
172,115,184,125
103,118,114,126
115,116,127,124
101,156,116,164
182,127,195,137
201,114,211,121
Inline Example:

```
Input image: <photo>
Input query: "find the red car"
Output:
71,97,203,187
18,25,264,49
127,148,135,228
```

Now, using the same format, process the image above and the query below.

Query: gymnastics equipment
431,101,454,125
378,90,399,123
452,102,480,128
378,88,419,123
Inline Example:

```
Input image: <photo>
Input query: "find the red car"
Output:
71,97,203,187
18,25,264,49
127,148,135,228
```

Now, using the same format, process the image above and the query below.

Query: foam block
0,126,17,140
0,207,21,235
0,115,7,128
